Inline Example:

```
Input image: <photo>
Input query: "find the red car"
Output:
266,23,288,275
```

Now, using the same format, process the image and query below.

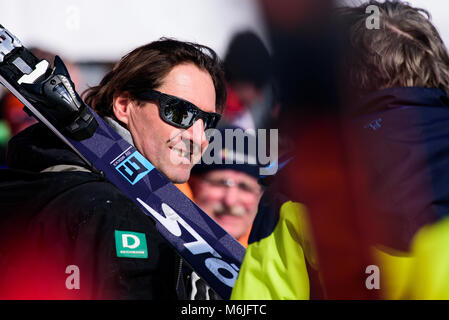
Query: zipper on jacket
175,255,183,297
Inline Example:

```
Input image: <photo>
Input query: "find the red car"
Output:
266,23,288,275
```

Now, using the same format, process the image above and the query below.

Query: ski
0,25,245,299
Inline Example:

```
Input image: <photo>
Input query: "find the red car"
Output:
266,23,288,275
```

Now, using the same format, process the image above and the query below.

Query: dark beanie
224,31,272,88
192,126,262,179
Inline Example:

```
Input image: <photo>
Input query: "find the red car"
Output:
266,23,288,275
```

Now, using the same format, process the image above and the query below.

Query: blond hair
338,0,449,97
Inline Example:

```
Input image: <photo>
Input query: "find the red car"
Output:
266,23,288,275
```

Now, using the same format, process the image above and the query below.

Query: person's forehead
204,169,258,185
157,63,216,113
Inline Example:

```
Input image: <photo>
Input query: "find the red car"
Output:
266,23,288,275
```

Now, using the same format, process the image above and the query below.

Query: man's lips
170,147,191,158
169,142,202,163
169,146,193,165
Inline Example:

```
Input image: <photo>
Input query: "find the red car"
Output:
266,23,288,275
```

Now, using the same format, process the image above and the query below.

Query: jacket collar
353,87,449,115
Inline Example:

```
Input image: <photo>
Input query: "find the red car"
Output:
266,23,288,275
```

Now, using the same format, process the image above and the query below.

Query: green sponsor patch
115,230,148,258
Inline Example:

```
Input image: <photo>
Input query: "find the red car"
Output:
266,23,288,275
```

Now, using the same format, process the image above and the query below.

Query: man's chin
164,166,191,184
217,217,241,231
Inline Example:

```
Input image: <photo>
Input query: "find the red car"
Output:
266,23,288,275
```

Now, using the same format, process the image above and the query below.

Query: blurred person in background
338,0,449,299
221,31,278,130
233,0,449,300
231,0,347,300
190,126,264,247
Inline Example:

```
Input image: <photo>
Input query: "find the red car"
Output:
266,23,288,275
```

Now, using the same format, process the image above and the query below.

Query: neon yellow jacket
375,216,449,299
232,198,449,300
231,201,317,299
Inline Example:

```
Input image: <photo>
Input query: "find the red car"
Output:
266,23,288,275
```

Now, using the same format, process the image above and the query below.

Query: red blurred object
0,237,92,300
285,116,382,299
1,92,37,135
222,83,244,122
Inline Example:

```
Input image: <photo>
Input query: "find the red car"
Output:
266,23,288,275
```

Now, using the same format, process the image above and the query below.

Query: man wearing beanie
189,126,263,247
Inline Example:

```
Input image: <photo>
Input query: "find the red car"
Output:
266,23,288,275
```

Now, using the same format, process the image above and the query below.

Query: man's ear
113,92,132,126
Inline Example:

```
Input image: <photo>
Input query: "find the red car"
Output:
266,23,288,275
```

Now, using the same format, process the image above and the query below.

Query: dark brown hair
337,0,449,97
83,38,227,117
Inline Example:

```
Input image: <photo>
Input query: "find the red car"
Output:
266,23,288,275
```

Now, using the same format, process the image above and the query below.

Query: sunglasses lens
152,91,220,130
164,100,197,127
205,115,217,130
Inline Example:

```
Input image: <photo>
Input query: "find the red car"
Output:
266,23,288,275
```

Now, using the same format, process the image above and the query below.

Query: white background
0,0,268,62
1,1,447,61
1,0,448,91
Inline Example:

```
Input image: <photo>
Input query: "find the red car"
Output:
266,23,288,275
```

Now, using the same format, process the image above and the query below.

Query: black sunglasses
133,90,221,131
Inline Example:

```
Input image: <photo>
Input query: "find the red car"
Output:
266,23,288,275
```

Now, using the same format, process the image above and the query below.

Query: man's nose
223,185,239,207
183,119,208,152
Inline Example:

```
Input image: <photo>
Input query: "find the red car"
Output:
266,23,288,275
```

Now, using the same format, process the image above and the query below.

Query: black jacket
352,87,449,250
0,123,186,299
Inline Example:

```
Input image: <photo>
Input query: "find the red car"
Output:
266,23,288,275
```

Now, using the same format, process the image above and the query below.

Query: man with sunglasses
0,39,226,299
